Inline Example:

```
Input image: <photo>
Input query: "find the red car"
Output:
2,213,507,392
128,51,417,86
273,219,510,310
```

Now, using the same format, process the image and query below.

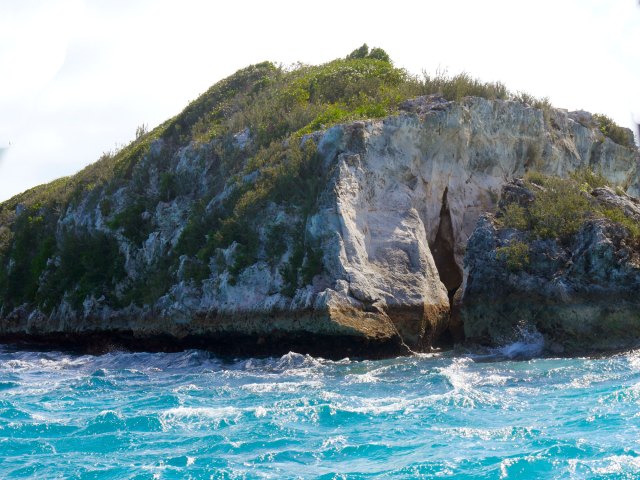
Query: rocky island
0,47,638,357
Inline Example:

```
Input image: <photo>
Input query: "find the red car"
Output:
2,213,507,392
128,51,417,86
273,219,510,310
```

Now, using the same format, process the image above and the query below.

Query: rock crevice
430,186,463,297
1,96,638,356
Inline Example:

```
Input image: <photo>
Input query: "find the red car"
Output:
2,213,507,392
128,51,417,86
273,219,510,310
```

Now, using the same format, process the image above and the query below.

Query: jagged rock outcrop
461,180,640,354
0,92,637,357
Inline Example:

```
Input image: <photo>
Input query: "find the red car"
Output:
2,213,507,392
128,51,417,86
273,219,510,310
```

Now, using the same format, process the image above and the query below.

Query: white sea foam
498,455,539,479
241,380,323,393
2,346,640,478
600,382,640,404
163,406,239,419
329,396,413,415
320,435,348,451
38,355,90,371
478,373,510,386
583,455,640,475
344,371,380,384
3,360,32,370
172,384,202,393
495,326,544,359
161,406,241,429
438,425,537,442
433,358,515,409
569,373,603,389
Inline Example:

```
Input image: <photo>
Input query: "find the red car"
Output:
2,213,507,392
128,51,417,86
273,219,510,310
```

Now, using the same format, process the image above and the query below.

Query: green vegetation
347,43,392,63
280,235,324,297
512,91,552,111
175,137,325,290
422,70,509,103
2,47,632,219
500,203,529,231
107,202,153,245
228,57,410,142
0,208,56,309
0,46,637,310
593,114,635,148
123,256,174,307
522,170,548,187
599,207,640,239
38,228,126,311
569,167,608,190
0,123,169,219
496,241,530,271
159,172,178,202
154,44,572,152
163,62,278,146
527,175,592,239
499,169,640,243
265,223,289,259
0,210,126,312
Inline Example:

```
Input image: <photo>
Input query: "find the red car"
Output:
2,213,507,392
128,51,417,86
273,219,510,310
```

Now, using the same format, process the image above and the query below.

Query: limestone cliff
0,59,637,356
461,178,640,354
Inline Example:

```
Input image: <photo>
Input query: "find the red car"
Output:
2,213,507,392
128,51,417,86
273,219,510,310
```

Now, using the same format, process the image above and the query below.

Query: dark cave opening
429,187,464,348
430,187,463,293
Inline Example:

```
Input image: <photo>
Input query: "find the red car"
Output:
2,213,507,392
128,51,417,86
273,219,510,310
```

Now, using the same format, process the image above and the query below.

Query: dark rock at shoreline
461,180,640,354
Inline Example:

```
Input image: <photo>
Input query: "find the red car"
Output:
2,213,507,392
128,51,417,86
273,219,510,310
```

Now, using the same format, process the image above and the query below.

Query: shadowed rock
461,180,640,354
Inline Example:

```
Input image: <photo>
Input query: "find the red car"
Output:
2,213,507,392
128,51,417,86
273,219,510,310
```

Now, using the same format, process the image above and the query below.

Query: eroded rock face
461,182,640,354
304,96,637,352
1,96,638,356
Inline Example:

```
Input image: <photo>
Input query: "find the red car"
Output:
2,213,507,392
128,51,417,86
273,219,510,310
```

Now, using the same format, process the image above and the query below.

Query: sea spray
1,346,640,478
495,324,545,359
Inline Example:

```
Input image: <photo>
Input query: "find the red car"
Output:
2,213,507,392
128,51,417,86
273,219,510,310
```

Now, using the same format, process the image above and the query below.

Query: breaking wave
494,325,545,359
2,345,640,478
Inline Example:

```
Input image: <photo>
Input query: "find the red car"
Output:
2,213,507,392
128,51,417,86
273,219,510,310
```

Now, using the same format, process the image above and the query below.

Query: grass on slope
0,45,636,311
2,45,634,215
500,169,640,241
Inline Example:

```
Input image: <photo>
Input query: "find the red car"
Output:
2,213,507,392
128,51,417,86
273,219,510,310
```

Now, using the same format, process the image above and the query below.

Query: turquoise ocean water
1,340,640,479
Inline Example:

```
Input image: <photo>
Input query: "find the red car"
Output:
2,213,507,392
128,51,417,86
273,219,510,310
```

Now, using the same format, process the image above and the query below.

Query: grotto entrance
429,187,464,347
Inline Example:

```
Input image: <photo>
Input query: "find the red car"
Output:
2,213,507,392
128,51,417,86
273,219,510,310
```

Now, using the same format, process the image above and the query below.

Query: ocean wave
344,371,381,384
436,425,541,442
241,380,323,393
1,345,640,478
494,326,545,359
82,410,126,434
161,406,241,430
0,381,19,391
237,351,327,376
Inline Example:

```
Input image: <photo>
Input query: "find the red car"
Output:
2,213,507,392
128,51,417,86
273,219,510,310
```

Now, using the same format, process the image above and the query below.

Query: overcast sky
1,0,639,202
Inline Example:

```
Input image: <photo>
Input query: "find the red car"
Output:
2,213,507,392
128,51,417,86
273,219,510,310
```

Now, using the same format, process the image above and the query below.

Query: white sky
1,0,639,202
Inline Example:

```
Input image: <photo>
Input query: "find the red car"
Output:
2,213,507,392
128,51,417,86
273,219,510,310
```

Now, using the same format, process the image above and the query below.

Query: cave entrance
430,187,464,348
430,187,463,298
